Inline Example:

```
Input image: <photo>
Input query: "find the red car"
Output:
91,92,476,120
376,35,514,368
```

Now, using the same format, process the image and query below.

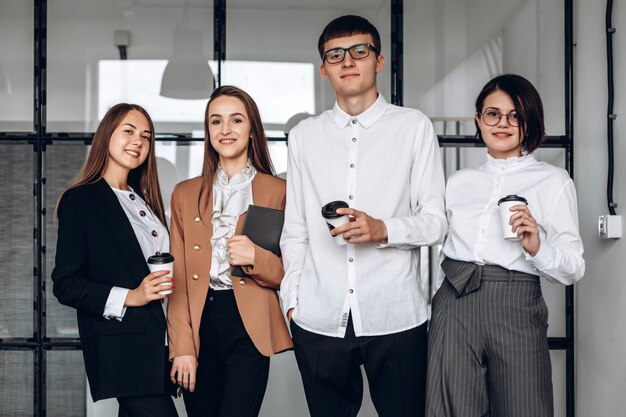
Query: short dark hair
474,73,545,154
318,15,381,59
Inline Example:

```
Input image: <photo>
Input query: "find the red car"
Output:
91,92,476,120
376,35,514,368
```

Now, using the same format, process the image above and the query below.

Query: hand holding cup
322,201,351,245
125,269,173,307
498,195,540,256
147,252,175,295
497,195,527,241
509,204,541,256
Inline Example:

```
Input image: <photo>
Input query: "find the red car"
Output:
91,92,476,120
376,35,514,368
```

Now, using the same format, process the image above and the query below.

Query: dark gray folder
232,205,284,278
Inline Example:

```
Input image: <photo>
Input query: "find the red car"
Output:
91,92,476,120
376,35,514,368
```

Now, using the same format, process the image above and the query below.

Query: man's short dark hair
318,15,381,59
474,73,545,154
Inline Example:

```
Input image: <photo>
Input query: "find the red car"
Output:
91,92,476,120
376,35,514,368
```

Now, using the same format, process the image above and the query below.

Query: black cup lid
497,195,527,205
321,200,349,219
147,252,174,264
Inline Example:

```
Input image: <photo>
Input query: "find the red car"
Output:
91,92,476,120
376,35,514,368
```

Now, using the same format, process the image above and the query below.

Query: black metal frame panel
0,1,576,416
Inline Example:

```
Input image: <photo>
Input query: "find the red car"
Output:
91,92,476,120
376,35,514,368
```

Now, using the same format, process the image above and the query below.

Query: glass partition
0,0,34,131
405,0,565,136
47,0,214,133
0,143,34,338
0,351,34,416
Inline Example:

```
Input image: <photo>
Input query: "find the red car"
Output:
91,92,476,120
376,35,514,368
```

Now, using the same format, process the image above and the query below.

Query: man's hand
332,208,388,244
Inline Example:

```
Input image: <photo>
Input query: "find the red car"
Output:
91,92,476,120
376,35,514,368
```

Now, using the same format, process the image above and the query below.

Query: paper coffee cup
321,201,350,245
147,252,175,295
497,195,528,241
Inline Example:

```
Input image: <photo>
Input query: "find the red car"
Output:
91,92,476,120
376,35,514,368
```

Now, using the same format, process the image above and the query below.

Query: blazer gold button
239,279,246,286
194,216,201,223
139,210,146,217
129,194,136,201
192,273,199,280
193,244,201,251
151,230,158,237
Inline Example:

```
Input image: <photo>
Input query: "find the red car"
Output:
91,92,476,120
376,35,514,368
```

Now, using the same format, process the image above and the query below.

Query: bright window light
98,59,315,128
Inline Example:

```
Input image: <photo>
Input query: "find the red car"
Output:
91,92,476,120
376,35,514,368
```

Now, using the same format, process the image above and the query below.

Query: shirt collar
215,161,256,189
331,93,388,129
482,152,537,173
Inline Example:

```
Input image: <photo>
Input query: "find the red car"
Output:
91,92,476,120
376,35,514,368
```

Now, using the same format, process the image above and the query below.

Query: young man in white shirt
280,15,447,417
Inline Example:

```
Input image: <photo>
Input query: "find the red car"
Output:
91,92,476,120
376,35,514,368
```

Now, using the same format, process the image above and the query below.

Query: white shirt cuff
378,217,402,248
281,290,298,319
524,242,552,272
103,287,129,321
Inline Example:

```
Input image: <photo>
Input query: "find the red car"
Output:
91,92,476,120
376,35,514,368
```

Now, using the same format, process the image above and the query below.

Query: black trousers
183,289,270,417
117,342,178,417
291,316,428,417
117,394,177,417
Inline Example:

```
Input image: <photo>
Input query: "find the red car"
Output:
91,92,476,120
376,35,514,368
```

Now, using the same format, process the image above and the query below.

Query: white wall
574,0,626,414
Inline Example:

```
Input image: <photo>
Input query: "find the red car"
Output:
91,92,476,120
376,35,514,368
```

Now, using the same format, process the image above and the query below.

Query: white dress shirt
440,153,585,288
280,94,447,338
210,164,256,290
103,186,169,320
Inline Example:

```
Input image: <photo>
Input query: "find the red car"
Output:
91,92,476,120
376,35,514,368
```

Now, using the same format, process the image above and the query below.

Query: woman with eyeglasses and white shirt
426,74,584,417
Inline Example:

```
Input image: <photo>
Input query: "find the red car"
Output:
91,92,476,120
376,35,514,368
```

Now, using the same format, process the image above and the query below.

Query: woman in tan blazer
167,86,292,417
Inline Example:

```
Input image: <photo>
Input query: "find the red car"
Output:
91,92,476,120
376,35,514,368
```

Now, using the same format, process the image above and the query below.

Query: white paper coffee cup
322,201,350,245
147,253,175,295
497,195,528,241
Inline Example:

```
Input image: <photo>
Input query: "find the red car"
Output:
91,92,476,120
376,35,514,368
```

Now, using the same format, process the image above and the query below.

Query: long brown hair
198,86,275,212
56,103,166,225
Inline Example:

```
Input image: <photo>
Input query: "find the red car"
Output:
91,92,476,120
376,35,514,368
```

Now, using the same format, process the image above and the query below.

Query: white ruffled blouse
209,163,257,289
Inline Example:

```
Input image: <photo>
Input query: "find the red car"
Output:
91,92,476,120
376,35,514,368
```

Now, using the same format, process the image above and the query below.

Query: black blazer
52,179,168,401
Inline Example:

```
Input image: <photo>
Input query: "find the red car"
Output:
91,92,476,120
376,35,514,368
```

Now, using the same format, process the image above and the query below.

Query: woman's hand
510,205,541,256
228,235,256,266
170,355,197,392
124,270,173,307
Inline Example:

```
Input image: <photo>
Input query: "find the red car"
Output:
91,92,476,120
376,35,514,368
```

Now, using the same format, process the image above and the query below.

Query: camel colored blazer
167,172,292,359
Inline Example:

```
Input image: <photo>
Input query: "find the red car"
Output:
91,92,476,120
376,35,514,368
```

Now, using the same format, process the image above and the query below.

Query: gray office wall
574,0,626,415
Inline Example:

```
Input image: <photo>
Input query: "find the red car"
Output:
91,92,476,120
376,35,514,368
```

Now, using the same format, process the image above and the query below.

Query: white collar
330,93,388,129
214,161,256,190
482,152,537,173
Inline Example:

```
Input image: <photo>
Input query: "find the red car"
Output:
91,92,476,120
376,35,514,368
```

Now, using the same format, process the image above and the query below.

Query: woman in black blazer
52,103,178,417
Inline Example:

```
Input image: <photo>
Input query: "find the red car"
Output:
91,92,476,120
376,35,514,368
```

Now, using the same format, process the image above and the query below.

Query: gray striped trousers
425,258,553,417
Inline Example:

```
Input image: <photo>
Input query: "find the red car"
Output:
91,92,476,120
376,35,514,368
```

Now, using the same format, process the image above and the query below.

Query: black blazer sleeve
51,189,113,317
